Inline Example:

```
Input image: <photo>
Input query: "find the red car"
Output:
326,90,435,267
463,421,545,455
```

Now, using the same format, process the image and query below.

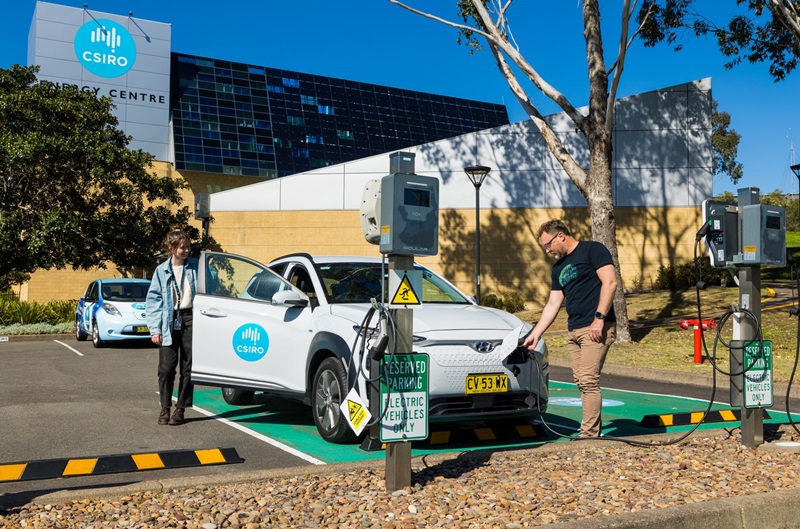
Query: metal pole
738,265,763,448
385,254,413,491
474,185,481,304
737,187,763,449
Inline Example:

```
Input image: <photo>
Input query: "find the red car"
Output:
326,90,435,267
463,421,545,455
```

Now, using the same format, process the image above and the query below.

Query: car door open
192,251,313,395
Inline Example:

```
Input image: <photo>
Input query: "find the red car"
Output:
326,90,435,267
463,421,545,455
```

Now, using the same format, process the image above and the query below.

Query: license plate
465,373,508,394
133,325,149,333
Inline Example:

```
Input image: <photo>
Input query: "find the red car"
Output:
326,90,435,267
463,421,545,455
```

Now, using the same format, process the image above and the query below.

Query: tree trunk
586,143,632,343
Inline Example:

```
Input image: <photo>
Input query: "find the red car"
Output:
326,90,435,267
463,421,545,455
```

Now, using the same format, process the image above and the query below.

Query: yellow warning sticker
348,400,368,430
391,274,421,305
341,387,371,436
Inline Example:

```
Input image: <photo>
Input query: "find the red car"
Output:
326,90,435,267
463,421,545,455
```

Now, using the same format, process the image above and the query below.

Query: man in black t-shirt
523,219,618,438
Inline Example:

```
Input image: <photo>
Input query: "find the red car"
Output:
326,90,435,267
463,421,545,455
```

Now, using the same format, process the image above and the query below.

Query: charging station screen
404,188,430,208
766,215,781,230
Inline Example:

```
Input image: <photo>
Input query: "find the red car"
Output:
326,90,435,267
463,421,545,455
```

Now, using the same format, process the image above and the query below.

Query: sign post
385,254,415,490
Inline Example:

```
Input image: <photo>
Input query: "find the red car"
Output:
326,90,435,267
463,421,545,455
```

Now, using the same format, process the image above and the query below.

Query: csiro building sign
74,19,137,78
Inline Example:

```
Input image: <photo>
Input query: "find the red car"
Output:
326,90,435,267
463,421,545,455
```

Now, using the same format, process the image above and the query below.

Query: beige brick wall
19,162,702,305
207,206,701,309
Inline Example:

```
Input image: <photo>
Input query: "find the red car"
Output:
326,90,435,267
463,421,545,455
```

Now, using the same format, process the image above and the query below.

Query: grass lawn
515,284,800,382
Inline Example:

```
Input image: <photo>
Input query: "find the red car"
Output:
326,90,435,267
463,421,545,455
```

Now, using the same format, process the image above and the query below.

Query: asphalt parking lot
3,335,800,504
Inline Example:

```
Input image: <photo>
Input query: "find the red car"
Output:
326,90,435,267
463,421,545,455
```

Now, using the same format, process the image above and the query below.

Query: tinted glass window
101,282,149,302
315,263,469,304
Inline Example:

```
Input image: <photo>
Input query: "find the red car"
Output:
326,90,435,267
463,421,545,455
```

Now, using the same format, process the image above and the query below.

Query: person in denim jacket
146,230,198,426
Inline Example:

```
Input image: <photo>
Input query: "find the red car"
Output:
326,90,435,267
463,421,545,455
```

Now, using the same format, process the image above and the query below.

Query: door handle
199,308,227,318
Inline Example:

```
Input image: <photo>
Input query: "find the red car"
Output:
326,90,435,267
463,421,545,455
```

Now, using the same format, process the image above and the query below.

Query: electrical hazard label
389,270,423,308
341,388,371,436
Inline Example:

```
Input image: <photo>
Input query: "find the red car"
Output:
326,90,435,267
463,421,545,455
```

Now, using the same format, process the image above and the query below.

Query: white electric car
191,251,549,443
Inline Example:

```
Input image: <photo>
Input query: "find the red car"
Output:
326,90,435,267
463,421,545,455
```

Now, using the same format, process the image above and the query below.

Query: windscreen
101,282,149,302
316,263,470,304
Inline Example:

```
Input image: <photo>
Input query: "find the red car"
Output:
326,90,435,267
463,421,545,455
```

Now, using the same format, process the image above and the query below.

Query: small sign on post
743,340,773,408
380,353,429,442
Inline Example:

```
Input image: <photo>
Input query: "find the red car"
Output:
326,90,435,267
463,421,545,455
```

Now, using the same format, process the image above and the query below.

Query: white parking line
53,340,84,357
175,398,327,466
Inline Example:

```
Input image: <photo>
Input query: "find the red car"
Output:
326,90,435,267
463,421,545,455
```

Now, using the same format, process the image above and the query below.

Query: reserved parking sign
380,353,429,442
744,341,773,408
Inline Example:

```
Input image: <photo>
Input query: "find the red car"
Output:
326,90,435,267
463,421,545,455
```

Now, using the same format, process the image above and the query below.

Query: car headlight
101,303,122,317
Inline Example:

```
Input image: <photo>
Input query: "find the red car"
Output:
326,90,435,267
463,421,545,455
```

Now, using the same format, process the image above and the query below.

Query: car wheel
91,321,105,348
221,387,255,405
75,318,87,341
312,357,355,443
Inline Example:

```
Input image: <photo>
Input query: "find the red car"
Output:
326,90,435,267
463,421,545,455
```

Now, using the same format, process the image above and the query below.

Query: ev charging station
702,187,786,448
359,151,438,490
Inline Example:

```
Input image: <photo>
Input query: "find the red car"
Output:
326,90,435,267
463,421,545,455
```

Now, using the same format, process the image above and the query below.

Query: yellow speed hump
389,270,422,308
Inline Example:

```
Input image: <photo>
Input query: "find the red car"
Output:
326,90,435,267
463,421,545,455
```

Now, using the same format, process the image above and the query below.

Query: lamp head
791,163,800,179
464,165,491,187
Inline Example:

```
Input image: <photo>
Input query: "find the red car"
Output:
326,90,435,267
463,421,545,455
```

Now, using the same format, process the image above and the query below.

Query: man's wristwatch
595,311,605,320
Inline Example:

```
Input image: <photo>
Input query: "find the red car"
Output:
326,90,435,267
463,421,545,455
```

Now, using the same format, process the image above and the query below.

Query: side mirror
272,289,309,307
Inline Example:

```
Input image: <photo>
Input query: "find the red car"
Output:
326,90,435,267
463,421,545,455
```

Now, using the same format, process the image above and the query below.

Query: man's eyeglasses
542,232,560,251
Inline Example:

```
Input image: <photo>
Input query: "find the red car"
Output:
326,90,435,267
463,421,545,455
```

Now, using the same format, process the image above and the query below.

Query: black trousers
157,310,194,409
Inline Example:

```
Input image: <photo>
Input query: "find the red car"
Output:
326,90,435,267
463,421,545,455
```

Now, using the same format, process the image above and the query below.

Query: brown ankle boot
158,407,170,425
168,407,185,426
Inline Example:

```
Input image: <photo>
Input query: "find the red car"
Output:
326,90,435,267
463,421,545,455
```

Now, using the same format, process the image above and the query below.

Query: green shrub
653,258,731,290
0,323,74,335
0,299,76,325
480,293,503,309
480,291,526,313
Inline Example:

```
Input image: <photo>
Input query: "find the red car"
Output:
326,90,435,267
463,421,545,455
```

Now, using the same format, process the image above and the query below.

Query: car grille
428,392,545,419
422,343,525,392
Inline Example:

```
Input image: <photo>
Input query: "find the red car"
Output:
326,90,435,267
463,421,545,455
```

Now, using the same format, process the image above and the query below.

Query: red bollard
679,318,718,364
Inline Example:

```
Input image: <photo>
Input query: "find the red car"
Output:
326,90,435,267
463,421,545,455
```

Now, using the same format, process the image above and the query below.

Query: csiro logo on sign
232,323,270,362
74,19,137,78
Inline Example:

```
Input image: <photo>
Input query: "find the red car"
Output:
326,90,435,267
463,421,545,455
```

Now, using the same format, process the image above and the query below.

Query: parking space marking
186,400,326,466
53,340,84,357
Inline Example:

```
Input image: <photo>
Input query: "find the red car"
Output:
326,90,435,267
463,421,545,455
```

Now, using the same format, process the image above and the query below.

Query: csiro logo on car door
74,19,137,78
232,323,269,362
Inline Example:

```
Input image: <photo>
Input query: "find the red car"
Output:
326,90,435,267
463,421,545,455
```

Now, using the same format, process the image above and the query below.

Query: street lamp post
463,165,491,304
792,164,800,231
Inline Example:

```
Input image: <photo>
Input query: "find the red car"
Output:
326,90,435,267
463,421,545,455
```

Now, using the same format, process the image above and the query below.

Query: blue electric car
75,278,153,348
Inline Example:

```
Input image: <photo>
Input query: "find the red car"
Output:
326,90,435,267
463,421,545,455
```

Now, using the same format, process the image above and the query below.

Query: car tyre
75,318,87,341
221,387,255,405
91,321,105,348
312,357,355,443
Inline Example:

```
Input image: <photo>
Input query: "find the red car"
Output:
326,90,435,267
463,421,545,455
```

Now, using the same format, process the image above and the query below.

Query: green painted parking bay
190,382,799,464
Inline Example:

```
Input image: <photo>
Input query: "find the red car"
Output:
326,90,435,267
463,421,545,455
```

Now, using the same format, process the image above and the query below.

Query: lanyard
169,261,186,307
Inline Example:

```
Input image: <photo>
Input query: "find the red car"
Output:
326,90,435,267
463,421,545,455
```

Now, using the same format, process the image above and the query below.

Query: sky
2,0,799,196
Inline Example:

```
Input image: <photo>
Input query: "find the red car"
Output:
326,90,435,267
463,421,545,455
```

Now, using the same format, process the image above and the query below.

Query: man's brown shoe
158,407,170,425
168,407,185,426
